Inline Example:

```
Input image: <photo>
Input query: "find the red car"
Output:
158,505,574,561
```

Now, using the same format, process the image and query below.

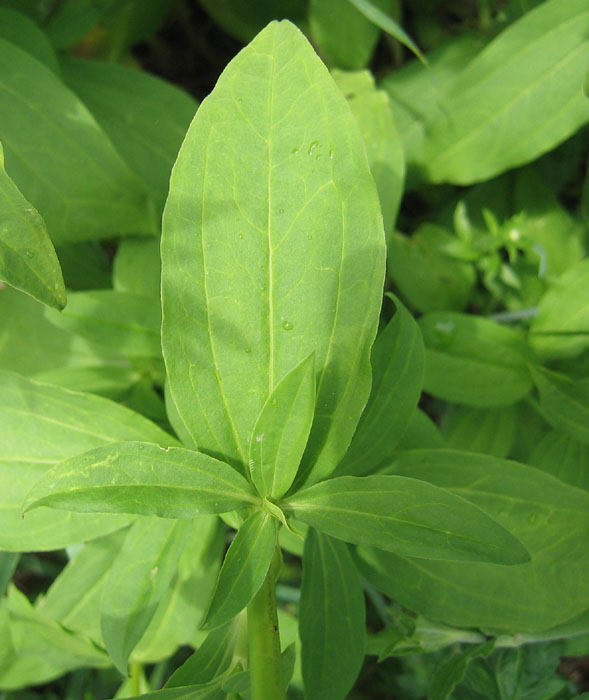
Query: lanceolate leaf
286,475,530,564
101,518,191,674
22,441,258,518
300,530,365,700
0,371,176,551
0,39,156,244
0,142,66,309
337,296,424,476
202,511,277,630
422,0,589,184
248,353,315,498
162,21,385,485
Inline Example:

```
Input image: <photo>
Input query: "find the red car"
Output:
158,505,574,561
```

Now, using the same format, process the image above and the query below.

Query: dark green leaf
0,7,59,73
529,430,589,491
440,405,517,458
429,640,495,700
300,531,365,700
287,474,530,564
23,441,258,518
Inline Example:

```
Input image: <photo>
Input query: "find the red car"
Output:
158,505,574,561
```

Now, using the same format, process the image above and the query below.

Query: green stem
129,661,142,697
247,547,285,700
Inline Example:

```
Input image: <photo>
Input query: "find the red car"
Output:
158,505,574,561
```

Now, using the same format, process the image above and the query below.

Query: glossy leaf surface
202,511,276,630
0,142,66,309
0,39,156,244
0,371,175,551
300,530,365,700
162,21,385,485
422,0,589,184
287,474,530,564
23,441,258,518
420,312,535,406
248,354,315,498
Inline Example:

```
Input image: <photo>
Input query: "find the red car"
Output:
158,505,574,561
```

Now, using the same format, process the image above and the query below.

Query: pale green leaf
0,7,59,73
162,21,385,485
22,441,258,518
0,370,176,551
114,237,161,299
202,511,277,630
248,353,315,498
61,56,198,210
420,312,535,406
0,39,156,244
531,366,589,445
101,518,191,674
529,258,589,360
347,0,424,63
422,0,589,184
300,530,365,700
337,296,424,476
362,449,589,632
44,290,161,358
286,474,530,564
332,69,405,233
0,141,66,309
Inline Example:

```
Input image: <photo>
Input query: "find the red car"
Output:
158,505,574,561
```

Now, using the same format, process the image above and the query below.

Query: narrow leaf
531,366,589,445
249,353,315,498
422,0,589,184
0,370,176,551
337,295,424,476
101,518,191,674
429,639,495,700
162,20,385,485
0,142,66,309
300,530,365,700
118,683,225,700
202,511,277,630
287,475,530,564
22,441,258,518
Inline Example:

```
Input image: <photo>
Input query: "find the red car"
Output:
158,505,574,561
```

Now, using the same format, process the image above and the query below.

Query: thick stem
247,547,285,700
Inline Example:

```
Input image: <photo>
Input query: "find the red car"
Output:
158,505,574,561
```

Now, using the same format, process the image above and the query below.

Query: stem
247,547,285,700
129,661,142,697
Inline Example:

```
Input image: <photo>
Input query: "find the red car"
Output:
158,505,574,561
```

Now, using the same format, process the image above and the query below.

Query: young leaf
61,56,198,210
44,290,161,358
429,639,495,700
0,39,156,244
22,441,258,518
0,370,176,551
248,353,315,498
422,0,589,184
420,312,535,406
531,366,589,445
286,474,530,565
162,20,386,484
201,511,277,630
363,449,589,632
337,295,424,477
300,530,365,700
0,142,66,309
101,518,191,674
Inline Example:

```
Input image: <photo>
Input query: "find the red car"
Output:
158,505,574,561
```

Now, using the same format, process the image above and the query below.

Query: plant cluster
0,1,588,699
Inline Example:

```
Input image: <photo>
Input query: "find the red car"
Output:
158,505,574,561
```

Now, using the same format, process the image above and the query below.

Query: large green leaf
529,258,589,360
531,366,589,445
202,511,277,630
286,474,530,564
0,39,156,244
248,354,315,498
336,296,424,477
22,441,259,518
102,518,191,673
420,312,535,406
300,530,365,700
44,290,161,358
61,56,198,210
332,69,405,233
0,371,176,551
0,142,65,309
0,7,59,73
161,21,385,485
361,449,589,632
422,0,589,184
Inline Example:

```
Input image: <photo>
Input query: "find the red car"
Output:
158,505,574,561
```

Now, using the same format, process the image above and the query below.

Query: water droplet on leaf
282,321,294,331
25,250,34,259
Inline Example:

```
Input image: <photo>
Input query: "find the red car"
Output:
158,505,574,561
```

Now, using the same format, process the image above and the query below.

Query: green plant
1,1,588,699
